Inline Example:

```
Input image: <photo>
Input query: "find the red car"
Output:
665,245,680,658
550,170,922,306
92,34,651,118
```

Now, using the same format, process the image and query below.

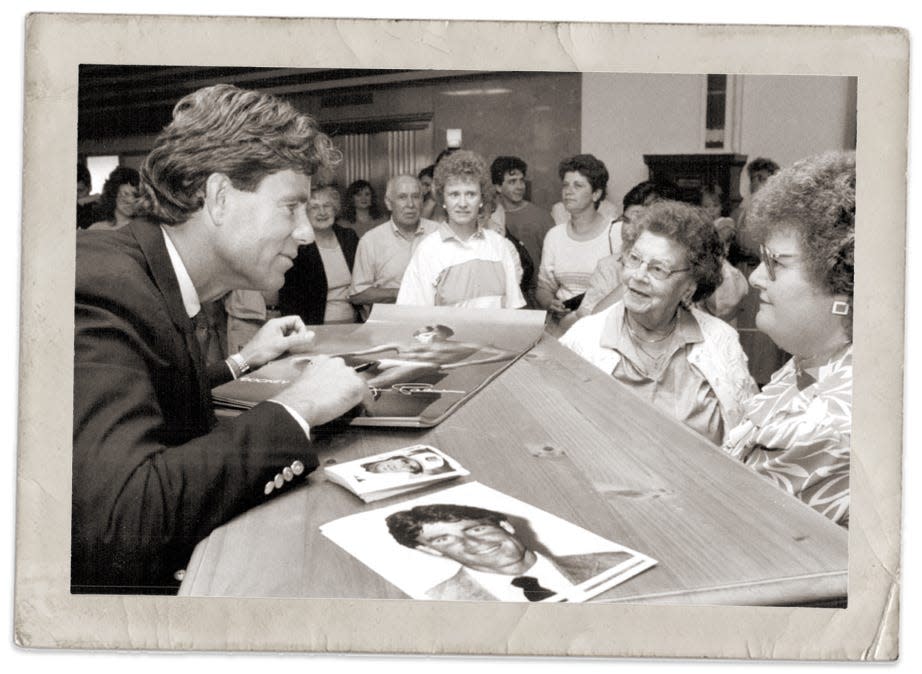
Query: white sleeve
395,241,436,306
503,238,523,283
349,236,376,295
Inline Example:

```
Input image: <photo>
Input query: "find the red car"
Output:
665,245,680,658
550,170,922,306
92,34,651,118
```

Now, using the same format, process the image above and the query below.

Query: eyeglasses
758,244,797,281
621,250,690,281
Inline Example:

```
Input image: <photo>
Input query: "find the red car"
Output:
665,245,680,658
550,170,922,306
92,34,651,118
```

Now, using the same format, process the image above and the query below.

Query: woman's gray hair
622,200,724,303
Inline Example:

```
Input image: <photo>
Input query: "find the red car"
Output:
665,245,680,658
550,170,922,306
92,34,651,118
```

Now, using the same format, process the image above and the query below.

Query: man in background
489,155,555,276
348,174,438,314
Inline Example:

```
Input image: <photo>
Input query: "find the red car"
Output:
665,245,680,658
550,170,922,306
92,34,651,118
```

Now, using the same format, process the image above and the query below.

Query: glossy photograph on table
212,304,547,426
319,482,657,603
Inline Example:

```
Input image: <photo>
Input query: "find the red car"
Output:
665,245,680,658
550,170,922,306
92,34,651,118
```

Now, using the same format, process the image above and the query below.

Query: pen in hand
290,356,376,373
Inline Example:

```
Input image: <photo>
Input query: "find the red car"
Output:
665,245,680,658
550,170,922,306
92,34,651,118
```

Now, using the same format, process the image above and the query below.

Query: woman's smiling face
622,231,696,329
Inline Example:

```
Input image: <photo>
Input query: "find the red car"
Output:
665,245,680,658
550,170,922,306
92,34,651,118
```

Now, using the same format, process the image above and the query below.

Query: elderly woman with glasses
723,151,855,527
561,200,757,444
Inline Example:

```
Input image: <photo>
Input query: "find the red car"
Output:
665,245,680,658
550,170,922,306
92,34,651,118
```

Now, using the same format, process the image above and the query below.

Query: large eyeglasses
758,244,779,281
621,250,690,281
758,244,799,281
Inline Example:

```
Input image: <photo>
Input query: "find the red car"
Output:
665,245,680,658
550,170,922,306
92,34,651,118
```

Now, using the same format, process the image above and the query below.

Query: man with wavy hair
73,84,368,594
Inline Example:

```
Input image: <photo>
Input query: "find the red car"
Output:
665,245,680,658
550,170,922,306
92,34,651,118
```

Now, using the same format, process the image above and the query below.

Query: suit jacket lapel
130,219,197,334
129,219,213,421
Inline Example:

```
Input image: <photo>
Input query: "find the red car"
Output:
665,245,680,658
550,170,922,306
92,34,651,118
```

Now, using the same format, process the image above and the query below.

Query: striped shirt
537,221,621,301
396,223,526,309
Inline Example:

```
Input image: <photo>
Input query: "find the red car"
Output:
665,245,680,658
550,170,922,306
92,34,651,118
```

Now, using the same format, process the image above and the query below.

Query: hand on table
239,315,316,368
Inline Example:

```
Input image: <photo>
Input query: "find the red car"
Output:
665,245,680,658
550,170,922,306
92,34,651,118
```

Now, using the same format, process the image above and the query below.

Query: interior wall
292,72,581,211
582,73,706,208
737,74,857,194
581,73,857,210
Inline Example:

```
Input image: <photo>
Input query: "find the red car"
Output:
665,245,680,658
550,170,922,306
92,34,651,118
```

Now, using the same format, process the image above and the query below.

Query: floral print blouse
723,345,852,527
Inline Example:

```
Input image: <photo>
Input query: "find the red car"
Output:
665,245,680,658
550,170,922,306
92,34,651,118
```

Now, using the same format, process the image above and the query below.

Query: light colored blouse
609,309,725,444
317,242,355,324
561,302,757,444
537,220,621,301
723,345,852,527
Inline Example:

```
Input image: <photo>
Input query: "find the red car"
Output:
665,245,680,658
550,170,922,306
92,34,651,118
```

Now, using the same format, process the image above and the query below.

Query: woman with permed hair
561,200,757,445
537,154,622,331
341,179,386,239
396,150,525,309
723,151,855,528
88,166,140,231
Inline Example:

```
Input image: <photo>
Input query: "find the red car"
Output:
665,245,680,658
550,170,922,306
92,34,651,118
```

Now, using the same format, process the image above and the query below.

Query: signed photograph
212,304,546,425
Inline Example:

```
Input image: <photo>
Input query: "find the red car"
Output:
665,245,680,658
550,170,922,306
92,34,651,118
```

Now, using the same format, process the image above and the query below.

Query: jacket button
264,481,275,495
291,460,305,475
282,467,294,481
274,473,285,489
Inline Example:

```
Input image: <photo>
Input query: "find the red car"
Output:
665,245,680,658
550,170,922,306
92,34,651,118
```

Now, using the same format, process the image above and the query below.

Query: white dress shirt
161,227,311,439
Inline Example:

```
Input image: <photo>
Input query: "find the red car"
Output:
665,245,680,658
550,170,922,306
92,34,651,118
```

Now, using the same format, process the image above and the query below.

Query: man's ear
414,545,443,557
204,173,232,226
499,521,516,535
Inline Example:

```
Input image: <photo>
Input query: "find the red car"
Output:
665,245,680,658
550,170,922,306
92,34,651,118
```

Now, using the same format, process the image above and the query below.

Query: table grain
181,333,847,605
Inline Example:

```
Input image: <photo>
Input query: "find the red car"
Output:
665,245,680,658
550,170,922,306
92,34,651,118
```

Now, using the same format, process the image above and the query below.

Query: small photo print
320,481,656,602
324,445,469,502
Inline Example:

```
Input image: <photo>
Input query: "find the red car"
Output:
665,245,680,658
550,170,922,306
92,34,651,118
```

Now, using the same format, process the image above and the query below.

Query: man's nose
293,209,315,244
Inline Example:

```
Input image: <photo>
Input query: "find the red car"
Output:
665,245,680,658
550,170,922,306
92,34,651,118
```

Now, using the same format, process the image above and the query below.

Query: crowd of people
73,83,855,594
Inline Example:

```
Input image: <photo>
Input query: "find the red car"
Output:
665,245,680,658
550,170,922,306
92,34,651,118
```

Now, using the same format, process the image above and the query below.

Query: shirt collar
389,217,429,239
600,302,702,350
161,226,201,318
463,552,574,598
437,221,486,242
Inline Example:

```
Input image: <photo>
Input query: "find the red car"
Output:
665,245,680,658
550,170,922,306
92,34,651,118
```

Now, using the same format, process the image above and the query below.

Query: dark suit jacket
425,550,635,601
73,220,317,594
278,224,359,325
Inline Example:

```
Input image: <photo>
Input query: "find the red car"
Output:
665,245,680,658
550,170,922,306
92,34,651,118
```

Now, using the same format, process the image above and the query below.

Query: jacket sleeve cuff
266,399,312,440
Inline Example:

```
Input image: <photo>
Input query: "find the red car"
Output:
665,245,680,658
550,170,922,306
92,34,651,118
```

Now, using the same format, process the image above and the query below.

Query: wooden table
180,333,848,605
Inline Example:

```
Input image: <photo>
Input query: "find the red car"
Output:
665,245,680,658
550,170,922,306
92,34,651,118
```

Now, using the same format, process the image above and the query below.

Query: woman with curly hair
397,150,525,309
88,166,140,231
561,200,757,444
341,179,385,239
723,151,855,527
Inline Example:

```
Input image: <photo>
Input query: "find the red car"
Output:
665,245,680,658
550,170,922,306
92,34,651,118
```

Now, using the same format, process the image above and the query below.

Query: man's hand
239,315,316,369
272,355,371,426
